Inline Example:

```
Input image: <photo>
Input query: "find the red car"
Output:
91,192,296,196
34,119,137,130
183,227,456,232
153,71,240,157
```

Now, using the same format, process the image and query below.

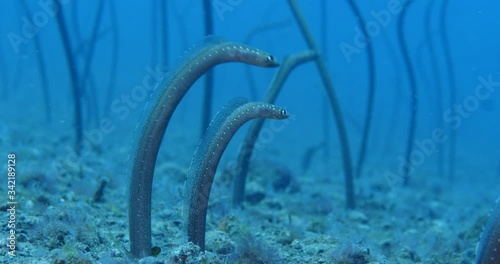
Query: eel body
476,197,500,264
184,98,288,250
128,36,278,258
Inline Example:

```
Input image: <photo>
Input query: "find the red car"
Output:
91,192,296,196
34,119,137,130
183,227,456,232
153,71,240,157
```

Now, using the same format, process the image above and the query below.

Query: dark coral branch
397,0,418,185
424,0,445,178
232,50,317,207
345,0,377,179
201,0,215,137
287,0,355,208
103,0,120,116
439,0,457,181
54,0,83,154
20,0,52,123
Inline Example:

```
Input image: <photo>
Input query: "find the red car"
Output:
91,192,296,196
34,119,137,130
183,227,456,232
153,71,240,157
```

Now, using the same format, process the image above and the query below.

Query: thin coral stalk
425,0,445,178
397,0,418,185
159,0,168,69
320,0,331,167
20,0,52,123
345,0,377,179
103,0,119,116
287,0,355,208
81,0,105,126
232,50,317,207
439,0,456,181
201,0,215,137
151,0,158,67
54,0,83,154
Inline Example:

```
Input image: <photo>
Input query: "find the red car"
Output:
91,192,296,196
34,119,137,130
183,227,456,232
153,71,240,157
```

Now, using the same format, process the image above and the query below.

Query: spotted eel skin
128,36,278,258
183,98,288,250
476,196,500,264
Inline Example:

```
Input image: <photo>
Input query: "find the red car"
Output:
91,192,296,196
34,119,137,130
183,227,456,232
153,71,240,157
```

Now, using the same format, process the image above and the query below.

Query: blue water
1,0,499,263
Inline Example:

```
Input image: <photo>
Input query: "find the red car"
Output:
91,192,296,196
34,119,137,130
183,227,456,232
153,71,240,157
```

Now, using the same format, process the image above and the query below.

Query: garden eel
397,0,418,185
183,98,288,250
288,0,355,208
128,36,278,258
345,0,376,180
476,197,500,264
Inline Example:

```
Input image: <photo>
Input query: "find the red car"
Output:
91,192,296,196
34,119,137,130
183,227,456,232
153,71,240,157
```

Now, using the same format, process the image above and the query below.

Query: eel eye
267,55,275,62
280,109,287,116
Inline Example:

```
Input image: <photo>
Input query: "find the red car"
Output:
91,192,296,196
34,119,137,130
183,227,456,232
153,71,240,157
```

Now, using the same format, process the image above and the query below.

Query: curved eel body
128,36,278,258
476,197,500,264
184,98,288,250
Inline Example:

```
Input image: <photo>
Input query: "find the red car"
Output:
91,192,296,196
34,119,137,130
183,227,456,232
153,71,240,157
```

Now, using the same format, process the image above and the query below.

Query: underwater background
0,0,499,263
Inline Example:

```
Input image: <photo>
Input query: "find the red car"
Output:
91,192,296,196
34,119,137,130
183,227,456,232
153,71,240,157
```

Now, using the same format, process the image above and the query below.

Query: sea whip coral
232,50,317,207
288,0,355,208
